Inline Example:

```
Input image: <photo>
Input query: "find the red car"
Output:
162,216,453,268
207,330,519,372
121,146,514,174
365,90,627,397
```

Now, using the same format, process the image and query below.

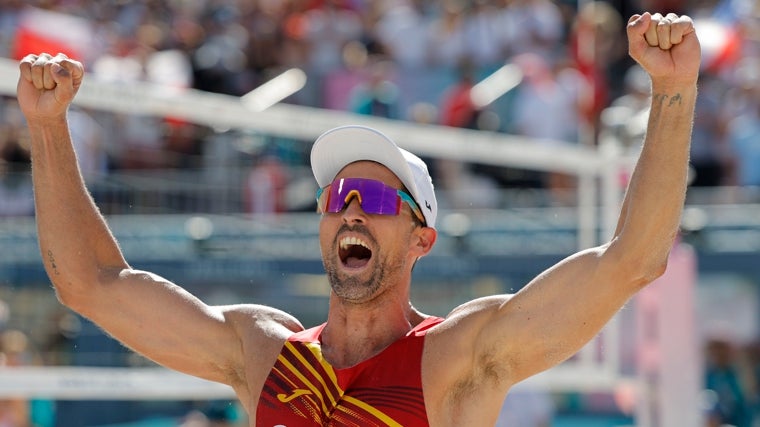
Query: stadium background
1,0,759,426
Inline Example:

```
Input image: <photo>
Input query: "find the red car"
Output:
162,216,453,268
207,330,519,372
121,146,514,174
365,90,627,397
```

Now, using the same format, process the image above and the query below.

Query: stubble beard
325,258,384,303
323,247,405,304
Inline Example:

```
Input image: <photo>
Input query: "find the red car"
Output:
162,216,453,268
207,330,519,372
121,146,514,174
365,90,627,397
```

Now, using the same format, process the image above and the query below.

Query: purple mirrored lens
325,178,401,215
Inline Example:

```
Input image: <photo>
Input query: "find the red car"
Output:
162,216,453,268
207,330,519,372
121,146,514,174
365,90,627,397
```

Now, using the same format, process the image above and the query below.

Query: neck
321,296,427,369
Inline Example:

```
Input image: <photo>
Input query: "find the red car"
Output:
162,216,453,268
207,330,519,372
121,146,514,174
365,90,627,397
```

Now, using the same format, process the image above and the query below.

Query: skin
16,12,699,426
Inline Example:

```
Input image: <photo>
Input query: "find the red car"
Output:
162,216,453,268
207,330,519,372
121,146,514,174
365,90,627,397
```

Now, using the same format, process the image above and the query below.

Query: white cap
310,125,437,228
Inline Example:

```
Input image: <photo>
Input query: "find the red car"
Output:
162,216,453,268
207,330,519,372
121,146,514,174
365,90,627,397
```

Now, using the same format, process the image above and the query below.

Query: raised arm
17,53,301,387
431,13,700,393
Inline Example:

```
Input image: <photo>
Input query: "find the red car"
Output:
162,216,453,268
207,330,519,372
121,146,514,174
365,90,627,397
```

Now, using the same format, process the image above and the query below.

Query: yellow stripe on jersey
304,341,340,389
277,347,331,414
284,341,342,407
341,395,404,427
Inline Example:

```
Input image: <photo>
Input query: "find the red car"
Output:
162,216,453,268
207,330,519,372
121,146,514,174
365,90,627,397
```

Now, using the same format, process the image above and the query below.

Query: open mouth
339,236,372,269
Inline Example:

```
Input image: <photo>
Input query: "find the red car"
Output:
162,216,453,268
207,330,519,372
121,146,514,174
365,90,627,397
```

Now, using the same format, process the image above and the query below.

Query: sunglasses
316,178,426,225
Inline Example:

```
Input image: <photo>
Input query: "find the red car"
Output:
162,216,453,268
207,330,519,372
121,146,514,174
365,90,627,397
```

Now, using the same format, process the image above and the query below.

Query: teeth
340,236,369,250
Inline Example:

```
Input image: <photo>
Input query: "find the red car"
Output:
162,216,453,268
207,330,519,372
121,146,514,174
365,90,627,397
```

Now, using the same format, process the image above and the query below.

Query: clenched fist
17,53,84,122
627,12,701,86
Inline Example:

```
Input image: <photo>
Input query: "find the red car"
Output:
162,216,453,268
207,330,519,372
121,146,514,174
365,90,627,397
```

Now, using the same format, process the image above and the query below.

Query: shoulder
422,294,516,364
422,295,516,363
422,295,517,380
220,304,304,338
217,304,305,404
426,294,516,337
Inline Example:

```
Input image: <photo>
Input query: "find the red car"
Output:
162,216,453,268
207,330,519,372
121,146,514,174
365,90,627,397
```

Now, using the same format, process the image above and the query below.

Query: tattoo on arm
668,93,683,107
653,93,683,107
47,250,60,275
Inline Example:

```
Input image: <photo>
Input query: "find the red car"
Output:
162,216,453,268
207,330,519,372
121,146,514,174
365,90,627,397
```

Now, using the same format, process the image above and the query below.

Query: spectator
726,98,760,188
67,107,107,181
511,53,581,145
0,0,24,58
373,0,431,70
744,340,760,423
568,1,627,131
689,73,732,187
244,155,288,215
439,61,479,130
89,21,171,171
0,329,33,427
704,338,753,427
0,127,33,217
436,61,503,210
300,0,364,74
427,0,468,68
347,59,401,119
462,0,508,68
190,5,250,96
497,0,565,61
509,53,583,203
601,65,652,151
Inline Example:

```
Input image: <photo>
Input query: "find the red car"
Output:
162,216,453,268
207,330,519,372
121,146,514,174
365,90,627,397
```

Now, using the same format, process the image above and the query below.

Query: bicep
472,245,640,383
70,269,281,385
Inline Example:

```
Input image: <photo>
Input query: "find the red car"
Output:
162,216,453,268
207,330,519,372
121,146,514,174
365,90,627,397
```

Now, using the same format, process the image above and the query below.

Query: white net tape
0,365,622,400
0,367,235,400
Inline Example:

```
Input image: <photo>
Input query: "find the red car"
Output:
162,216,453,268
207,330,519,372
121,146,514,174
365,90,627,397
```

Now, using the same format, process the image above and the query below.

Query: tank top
256,316,444,426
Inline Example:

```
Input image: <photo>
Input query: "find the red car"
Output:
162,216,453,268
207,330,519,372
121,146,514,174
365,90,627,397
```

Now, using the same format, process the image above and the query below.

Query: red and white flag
12,7,94,61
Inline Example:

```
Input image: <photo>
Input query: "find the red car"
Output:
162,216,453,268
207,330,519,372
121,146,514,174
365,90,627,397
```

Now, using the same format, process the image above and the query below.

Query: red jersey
256,316,444,426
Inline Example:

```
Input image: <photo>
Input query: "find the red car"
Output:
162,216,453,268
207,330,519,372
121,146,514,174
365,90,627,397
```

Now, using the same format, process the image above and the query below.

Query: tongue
345,256,368,268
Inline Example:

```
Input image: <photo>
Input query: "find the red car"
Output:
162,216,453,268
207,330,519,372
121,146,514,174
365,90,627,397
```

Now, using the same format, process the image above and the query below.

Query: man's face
318,161,421,304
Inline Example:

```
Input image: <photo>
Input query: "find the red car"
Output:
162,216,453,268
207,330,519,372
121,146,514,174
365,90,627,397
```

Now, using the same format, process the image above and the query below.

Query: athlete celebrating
17,12,700,426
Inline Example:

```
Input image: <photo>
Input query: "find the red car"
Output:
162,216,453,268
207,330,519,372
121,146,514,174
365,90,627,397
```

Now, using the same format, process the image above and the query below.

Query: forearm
29,116,128,294
613,80,696,276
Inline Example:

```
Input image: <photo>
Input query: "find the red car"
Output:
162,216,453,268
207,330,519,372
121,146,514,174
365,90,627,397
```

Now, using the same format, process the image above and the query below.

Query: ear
410,226,437,258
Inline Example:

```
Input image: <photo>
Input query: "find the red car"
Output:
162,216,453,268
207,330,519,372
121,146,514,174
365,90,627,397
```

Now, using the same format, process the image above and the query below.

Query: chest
255,338,429,426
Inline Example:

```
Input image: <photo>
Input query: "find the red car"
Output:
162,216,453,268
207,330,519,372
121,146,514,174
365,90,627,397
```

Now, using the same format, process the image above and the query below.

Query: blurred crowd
0,0,758,215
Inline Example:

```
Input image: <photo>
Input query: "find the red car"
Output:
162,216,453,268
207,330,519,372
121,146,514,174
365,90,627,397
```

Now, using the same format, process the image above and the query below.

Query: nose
341,195,367,224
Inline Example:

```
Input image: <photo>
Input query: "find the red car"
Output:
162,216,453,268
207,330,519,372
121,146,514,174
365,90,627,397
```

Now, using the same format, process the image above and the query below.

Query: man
16,12,700,426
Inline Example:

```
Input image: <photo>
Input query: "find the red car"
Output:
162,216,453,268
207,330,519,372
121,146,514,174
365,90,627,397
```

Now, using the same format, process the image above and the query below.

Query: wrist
650,76,698,94
26,115,70,144
25,114,68,130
